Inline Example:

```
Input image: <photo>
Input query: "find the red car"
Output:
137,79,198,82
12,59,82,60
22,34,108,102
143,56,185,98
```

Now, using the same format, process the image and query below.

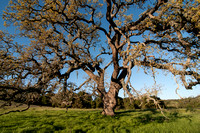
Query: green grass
0,106,200,133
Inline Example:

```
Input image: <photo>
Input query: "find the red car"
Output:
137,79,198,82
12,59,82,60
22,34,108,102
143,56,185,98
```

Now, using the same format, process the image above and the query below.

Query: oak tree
0,0,199,115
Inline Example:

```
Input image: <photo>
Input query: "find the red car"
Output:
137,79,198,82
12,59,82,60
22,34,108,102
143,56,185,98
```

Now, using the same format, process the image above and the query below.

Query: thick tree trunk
102,82,120,116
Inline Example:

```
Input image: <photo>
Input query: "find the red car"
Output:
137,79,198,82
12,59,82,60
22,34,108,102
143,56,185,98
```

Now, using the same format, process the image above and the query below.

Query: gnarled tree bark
102,81,121,116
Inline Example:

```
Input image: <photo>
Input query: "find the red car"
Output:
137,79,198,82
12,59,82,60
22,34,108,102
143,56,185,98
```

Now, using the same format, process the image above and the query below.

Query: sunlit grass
0,106,200,133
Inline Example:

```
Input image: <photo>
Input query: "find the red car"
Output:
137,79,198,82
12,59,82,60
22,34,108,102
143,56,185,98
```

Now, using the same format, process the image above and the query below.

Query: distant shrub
39,95,51,106
91,101,96,108
122,96,166,110
123,98,137,109
94,97,103,108
116,97,124,110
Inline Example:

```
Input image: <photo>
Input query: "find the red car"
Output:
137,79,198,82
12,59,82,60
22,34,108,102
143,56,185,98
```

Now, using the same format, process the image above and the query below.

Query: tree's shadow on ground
115,109,137,115
115,109,193,124
115,109,166,123
115,109,157,116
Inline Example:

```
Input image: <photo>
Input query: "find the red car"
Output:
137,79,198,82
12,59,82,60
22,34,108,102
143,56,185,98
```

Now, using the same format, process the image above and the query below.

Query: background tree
0,0,199,116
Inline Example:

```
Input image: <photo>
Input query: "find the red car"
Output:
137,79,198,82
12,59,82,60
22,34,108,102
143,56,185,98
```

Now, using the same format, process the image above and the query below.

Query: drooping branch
138,60,200,89
0,104,30,116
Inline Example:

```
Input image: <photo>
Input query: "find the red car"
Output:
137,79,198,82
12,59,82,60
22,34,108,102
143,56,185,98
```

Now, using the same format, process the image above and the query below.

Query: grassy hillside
164,95,200,109
0,106,200,133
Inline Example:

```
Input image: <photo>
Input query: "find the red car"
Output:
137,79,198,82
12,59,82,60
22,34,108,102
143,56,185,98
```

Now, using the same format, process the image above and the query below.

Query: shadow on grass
115,109,157,116
115,109,137,115
116,109,193,124
168,110,192,122
116,109,166,123
54,125,66,131
136,114,166,124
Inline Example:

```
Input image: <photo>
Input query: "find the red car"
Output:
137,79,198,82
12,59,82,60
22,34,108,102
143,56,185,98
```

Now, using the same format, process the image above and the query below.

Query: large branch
106,0,118,31
123,0,167,31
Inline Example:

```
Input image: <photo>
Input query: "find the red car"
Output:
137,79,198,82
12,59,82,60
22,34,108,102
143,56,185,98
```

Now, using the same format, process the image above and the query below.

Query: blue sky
0,0,199,100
